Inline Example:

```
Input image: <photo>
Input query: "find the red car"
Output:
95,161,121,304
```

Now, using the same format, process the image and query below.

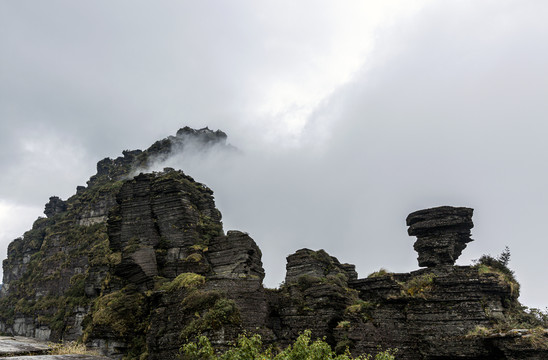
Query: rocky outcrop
407,206,474,267
44,197,68,218
1,129,546,360
331,206,547,359
264,249,358,348
0,127,230,348
106,170,221,288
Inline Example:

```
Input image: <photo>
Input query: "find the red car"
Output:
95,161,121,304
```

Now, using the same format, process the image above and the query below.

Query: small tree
497,246,511,267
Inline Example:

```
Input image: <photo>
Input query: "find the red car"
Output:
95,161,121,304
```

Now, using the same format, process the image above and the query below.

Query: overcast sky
1,1,548,309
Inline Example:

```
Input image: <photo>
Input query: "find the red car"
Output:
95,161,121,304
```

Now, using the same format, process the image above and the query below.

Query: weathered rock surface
0,336,109,359
0,127,230,350
0,336,50,356
407,206,474,267
265,249,358,348
1,129,546,360
6,356,108,360
44,197,68,218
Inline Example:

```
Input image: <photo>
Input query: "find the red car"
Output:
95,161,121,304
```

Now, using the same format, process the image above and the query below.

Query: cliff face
1,128,546,360
0,127,230,346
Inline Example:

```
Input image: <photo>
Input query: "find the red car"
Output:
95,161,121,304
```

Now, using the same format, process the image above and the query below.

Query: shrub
185,253,203,262
296,275,322,290
367,269,391,278
87,286,146,337
180,297,240,340
474,247,519,297
180,330,397,359
337,320,351,329
527,327,548,350
49,341,99,355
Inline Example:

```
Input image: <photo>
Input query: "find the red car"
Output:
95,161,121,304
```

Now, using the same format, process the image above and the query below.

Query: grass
49,341,100,355
399,273,436,298
367,268,391,278
467,325,548,349
160,272,206,292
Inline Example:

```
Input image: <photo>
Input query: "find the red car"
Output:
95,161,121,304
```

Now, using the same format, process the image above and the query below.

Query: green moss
310,249,334,275
87,286,146,338
474,249,519,298
181,290,223,312
323,273,348,287
345,300,376,322
180,297,240,340
190,244,208,252
367,268,392,278
124,237,143,253
196,215,223,245
184,253,203,263
399,273,436,298
335,336,353,354
296,275,322,290
160,273,205,292
476,264,520,297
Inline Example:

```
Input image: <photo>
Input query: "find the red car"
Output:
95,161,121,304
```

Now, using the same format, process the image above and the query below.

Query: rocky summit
1,128,547,360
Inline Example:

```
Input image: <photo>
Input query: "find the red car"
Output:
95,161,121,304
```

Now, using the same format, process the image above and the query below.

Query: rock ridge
1,130,546,360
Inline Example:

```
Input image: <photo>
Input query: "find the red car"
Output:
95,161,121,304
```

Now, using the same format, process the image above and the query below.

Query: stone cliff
1,128,546,360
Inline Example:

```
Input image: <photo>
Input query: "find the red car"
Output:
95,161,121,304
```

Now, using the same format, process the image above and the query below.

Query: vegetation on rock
181,330,397,360
398,273,436,298
1,130,547,360
473,246,519,297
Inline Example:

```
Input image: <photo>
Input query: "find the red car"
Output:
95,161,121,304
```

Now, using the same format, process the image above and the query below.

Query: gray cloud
1,1,547,309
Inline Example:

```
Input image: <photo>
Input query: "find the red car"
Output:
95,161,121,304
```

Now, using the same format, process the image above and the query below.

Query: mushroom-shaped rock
406,206,473,267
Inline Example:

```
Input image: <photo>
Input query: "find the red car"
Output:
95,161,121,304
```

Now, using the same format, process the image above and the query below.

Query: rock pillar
406,206,473,267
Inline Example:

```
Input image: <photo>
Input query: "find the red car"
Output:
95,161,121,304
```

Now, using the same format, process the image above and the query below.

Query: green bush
180,330,397,359
474,247,519,297
399,273,436,298
367,269,391,278
160,273,205,292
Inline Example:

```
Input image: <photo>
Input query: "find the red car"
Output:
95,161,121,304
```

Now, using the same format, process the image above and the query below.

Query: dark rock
208,231,264,281
44,197,67,218
407,206,474,267
176,126,227,143
266,249,358,347
2,128,546,360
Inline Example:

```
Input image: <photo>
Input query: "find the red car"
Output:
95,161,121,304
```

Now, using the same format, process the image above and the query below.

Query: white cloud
0,201,42,280
1,0,548,310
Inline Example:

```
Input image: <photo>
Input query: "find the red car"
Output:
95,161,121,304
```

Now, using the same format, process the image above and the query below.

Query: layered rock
0,127,230,346
106,170,221,288
147,231,268,360
338,266,516,359
407,206,474,267
261,249,358,348
332,207,548,359
44,196,68,218
1,128,546,360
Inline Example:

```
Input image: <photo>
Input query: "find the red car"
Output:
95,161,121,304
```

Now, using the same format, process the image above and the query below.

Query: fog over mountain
1,1,548,308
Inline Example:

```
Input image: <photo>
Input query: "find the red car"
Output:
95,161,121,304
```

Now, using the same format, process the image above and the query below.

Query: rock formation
44,196,68,218
407,206,474,267
1,128,546,360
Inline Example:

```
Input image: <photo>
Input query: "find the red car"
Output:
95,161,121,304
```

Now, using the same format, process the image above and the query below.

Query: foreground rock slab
0,336,108,359
0,336,50,356
5,356,110,359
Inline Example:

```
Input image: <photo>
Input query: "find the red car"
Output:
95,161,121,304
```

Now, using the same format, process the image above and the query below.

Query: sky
1,1,548,309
